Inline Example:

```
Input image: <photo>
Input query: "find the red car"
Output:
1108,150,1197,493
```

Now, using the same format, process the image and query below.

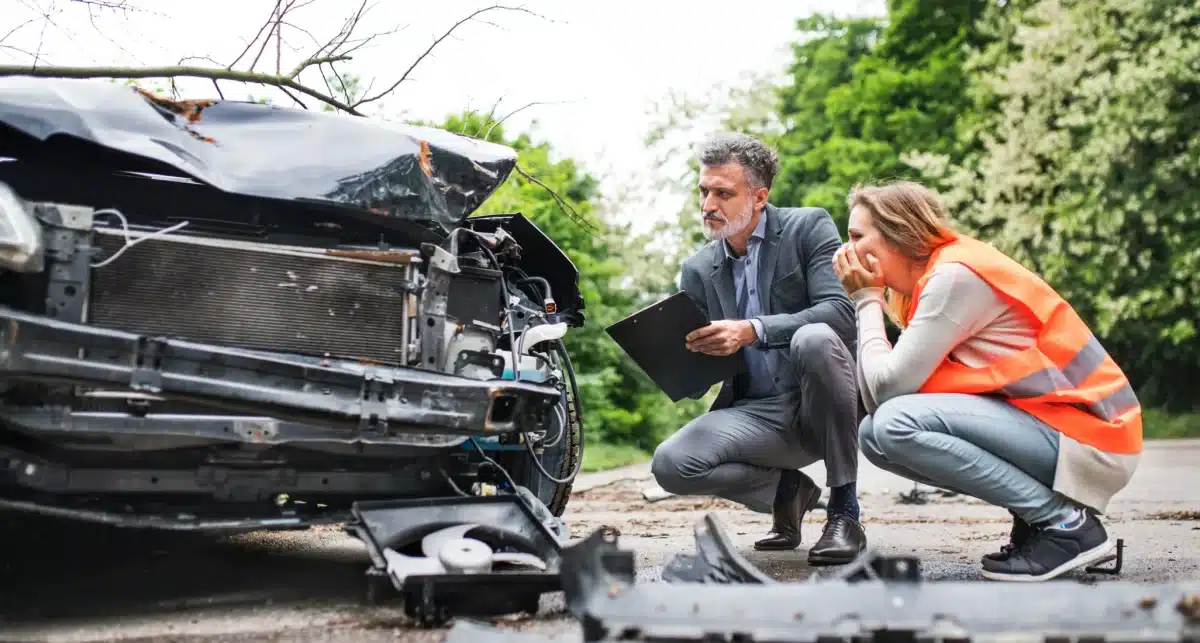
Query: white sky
4,0,884,232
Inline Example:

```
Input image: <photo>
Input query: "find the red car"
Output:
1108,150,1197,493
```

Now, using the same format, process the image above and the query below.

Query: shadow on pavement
0,511,370,623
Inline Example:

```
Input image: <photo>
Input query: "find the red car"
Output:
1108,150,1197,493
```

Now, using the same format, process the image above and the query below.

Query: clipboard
604,291,745,402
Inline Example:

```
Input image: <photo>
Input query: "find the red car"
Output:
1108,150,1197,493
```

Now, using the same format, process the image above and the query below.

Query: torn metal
346,490,567,626
0,77,516,234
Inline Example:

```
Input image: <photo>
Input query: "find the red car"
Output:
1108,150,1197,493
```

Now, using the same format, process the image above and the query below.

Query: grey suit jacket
678,204,856,410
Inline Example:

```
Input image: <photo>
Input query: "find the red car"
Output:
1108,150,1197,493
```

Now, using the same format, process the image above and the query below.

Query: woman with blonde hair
832,180,1141,582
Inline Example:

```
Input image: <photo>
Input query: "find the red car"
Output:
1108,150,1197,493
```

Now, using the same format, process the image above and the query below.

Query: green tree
441,112,709,458
771,1,992,233
908,0,1200,411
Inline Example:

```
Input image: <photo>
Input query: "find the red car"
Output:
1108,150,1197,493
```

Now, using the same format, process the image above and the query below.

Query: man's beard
702,201,754,241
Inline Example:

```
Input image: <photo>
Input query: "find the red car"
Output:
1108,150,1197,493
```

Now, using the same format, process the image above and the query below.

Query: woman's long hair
846,181,958,328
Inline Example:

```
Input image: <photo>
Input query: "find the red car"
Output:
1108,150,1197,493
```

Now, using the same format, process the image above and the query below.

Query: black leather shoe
807,513,867,565
754,470,821,551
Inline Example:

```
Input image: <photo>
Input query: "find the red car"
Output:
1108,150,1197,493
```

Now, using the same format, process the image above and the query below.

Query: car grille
86,230,413,364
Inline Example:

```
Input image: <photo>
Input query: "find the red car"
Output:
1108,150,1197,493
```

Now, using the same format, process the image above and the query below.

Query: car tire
505,348,581,518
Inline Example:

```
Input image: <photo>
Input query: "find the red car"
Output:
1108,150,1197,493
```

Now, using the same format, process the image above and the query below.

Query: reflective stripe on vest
907,235,1143,455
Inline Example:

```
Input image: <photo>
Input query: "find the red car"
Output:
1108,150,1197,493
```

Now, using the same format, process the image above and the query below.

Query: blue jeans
859,393,1077,525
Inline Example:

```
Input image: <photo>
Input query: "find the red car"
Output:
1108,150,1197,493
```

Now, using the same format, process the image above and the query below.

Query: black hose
516,276,553,302
519,339,584,485
469,436,520,491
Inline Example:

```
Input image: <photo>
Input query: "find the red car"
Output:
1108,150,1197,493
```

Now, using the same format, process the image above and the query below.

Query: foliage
439,112,709,453
908,0,1200,411
1142,409,1200,440
769,1,993,233
643,71,787,268
580,443,651,473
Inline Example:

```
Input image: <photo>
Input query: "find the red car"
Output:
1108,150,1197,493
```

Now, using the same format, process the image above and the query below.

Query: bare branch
1,17,41,45
69,0,130,8
513,163,597,232
485,101,563,140
249,1,284,72
211,79,224,100
275,2,284,76
179,55,226,67
0,64,363,114
228,3,279,69
353,4,547,108
277,85,307,109
288,54,350,79
0,44,38,61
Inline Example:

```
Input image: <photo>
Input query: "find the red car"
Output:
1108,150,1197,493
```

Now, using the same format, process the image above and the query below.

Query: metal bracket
129,335,167,392
36,204,94,325
1086,537,1125,575
418,243,456,372
359,370,395,435
454,349,505,379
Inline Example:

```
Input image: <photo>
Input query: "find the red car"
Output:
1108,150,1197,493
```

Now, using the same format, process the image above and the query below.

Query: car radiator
86,229,414,365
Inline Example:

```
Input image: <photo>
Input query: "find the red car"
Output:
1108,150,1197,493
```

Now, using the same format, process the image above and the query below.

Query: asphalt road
2,440,1198,642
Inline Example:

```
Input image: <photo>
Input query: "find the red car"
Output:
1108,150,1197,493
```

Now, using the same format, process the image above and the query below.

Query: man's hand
832,242,884,295
685,319,757,356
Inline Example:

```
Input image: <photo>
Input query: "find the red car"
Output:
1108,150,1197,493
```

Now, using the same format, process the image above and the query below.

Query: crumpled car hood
0,77,517,232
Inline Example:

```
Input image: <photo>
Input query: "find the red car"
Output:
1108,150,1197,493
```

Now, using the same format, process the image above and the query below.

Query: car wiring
89,208,190,268
454,226,585,488
517,338,584,485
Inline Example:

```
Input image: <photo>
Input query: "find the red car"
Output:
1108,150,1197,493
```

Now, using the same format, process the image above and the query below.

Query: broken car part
0,78,585,529
345,491,566,626
661,514,775,585
546,516,1200,643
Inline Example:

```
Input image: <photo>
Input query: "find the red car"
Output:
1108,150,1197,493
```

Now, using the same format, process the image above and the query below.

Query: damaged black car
0,77,585,530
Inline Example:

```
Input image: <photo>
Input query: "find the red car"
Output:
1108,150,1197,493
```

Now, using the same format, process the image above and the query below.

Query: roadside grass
580,442,650,473
1144,408,1200,440
575,409,1199,475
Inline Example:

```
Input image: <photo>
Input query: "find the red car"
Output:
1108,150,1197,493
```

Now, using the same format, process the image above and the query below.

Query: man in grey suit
650,132,866,565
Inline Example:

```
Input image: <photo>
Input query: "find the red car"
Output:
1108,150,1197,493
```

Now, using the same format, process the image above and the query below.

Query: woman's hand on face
832,242,884,294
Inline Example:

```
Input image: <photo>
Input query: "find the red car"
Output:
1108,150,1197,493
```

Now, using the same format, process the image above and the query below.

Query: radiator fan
382,522,550,584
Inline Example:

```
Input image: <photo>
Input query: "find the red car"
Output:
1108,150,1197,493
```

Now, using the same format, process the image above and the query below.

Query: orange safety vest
907,235,1143,455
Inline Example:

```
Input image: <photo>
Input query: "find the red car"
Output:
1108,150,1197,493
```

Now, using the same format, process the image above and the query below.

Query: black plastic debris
345,492,566,627
661,513,775,585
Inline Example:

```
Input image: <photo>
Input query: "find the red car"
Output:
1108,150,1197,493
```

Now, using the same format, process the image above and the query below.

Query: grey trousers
650,323,860,514
859,393,1078,525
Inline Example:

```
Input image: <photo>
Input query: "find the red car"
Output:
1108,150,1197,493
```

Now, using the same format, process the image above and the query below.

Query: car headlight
0,181,43,272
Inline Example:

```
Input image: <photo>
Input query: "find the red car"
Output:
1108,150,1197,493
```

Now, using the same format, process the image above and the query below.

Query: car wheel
506,346,581,518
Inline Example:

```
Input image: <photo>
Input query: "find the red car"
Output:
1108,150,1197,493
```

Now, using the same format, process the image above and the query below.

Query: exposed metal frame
0,305,559,436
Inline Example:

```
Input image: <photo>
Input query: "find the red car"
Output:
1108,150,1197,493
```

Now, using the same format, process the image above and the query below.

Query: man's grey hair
696,132,780,191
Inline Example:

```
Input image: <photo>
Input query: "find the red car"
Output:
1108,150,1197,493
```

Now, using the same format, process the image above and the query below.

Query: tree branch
0,64,363,114
514,163,597,232
352,4,546,108
249,0,284,72
288,54,350,79
69,0,130,8
228,2,280,69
